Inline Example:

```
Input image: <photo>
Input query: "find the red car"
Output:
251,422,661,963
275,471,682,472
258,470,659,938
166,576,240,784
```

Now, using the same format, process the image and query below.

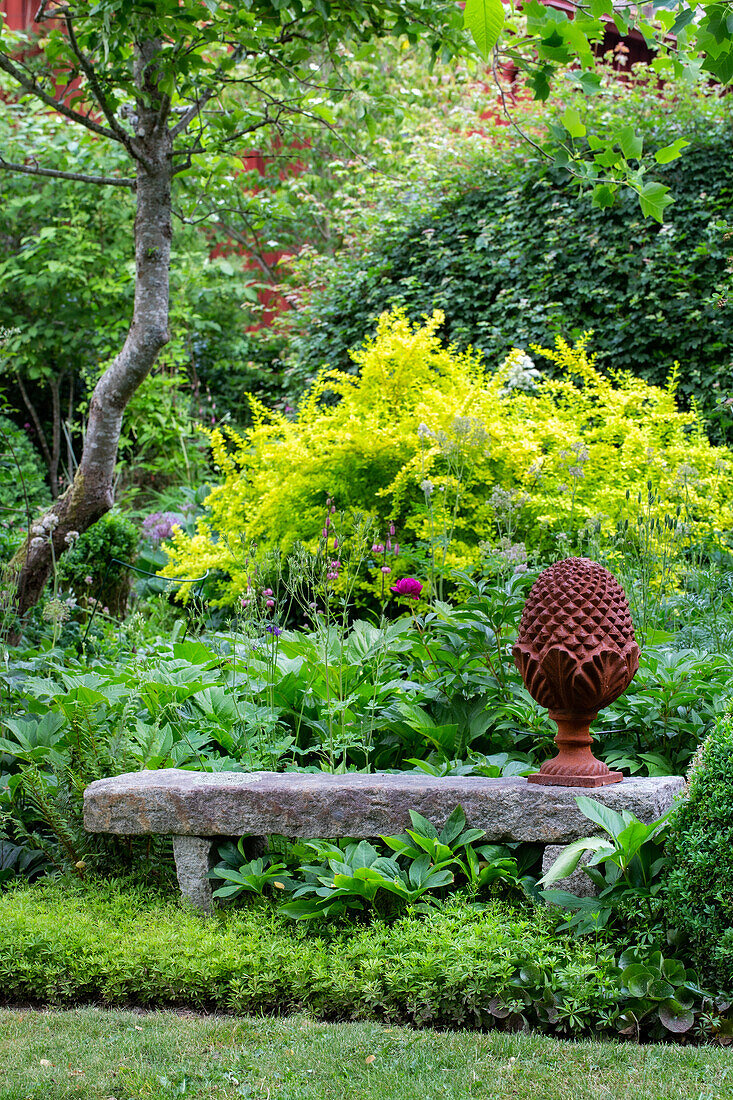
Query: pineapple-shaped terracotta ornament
513,557,640,787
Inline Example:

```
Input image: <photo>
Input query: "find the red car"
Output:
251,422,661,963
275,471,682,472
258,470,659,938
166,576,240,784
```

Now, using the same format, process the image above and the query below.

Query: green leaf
702,48,733,84
616,125,644,160
575,796,627,839
591,183,615,209
538,836,607,884
614,820,654,862
669,7,697,35
571,69,603,96
659,999,695,1033
438,805,466,845
622,963,652,997
638,182,674,223
528,68,552,100
463,0,505,59
654,138,690,164
647,978,675,1000
350,840,380,870
408,810,438,840
561,107,586,138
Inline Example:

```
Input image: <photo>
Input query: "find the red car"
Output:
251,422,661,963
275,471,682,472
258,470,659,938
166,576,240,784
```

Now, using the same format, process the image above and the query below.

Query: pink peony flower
390,577,423,600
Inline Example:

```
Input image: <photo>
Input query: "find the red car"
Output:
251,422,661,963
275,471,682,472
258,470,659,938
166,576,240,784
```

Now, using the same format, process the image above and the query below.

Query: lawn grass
1,1008,731,1100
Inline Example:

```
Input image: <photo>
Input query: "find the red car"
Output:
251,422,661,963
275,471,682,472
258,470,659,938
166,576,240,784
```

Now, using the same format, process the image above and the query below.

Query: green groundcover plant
1,879,730,1041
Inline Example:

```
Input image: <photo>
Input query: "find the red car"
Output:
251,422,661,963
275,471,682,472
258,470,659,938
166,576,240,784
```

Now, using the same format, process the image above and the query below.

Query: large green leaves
463,0,505,59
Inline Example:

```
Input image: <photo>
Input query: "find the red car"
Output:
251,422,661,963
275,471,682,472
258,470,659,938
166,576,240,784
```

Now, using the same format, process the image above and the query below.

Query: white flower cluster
42,597,70,625
499,349,542,395
29,515,80,550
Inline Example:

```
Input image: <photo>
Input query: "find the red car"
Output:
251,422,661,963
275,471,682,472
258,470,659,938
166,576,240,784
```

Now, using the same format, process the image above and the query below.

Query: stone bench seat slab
84,769,683,845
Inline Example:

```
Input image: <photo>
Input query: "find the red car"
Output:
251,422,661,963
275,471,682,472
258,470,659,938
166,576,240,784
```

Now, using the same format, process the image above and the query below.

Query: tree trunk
8,38,172,634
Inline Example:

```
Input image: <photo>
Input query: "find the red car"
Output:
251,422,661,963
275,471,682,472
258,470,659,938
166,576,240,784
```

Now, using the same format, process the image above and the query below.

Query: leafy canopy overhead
0,0,727,223
464,0,733,220
0,0,467,193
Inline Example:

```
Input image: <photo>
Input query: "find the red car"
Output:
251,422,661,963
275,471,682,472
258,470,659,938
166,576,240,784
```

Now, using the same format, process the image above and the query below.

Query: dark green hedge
287,129,733,429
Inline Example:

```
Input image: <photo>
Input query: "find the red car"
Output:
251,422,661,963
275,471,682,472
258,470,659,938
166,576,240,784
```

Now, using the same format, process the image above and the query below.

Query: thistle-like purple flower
142,511,186,546
390,577,423,600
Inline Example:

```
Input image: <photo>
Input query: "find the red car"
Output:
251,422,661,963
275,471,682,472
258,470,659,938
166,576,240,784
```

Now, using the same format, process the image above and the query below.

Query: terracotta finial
513,557,640,787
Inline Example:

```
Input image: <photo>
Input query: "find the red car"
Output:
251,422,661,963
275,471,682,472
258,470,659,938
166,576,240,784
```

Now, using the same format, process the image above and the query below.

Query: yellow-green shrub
162,309,733,604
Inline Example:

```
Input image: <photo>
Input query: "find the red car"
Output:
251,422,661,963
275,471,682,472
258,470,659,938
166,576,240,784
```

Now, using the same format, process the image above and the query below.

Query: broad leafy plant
610,947,714,1040
210,806,528,920
540,796,670,938
210,839,295,902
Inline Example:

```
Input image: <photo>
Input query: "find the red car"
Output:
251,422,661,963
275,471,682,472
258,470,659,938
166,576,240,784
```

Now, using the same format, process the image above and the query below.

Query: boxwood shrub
664,714,733,988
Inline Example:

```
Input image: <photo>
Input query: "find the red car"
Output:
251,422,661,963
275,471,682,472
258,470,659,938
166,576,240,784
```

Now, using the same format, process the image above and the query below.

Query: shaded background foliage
282,124,733,435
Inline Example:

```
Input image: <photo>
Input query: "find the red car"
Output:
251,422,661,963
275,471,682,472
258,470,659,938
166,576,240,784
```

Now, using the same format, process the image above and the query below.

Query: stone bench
83,770,684,913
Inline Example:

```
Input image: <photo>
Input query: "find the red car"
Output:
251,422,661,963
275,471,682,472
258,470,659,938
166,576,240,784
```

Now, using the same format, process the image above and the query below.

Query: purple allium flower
142,511,186,546
390,577,423,600
381,566,391,575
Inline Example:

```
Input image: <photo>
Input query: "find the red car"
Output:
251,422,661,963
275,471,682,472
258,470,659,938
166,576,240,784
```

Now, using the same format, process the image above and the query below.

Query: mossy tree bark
9,37,172,628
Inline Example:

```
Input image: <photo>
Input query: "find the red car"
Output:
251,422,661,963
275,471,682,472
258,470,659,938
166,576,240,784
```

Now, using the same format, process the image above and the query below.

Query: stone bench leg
173,835,215,915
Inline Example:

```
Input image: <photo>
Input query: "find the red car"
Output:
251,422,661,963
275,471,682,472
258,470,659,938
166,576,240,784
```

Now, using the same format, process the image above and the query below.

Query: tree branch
169,45,246,139
63,13,136,151
0,156,135,187
0,52,122,144
171,112,278,174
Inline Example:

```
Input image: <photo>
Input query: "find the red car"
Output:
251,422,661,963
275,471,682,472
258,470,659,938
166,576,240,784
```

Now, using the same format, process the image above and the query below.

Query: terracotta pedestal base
527,712,623,788
527,771,623,788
